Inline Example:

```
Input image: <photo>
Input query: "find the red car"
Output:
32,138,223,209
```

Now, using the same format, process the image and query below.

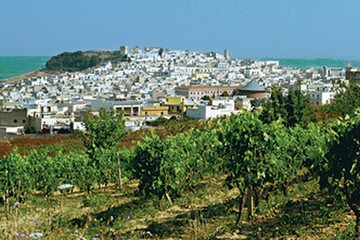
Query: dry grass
0,178,355,239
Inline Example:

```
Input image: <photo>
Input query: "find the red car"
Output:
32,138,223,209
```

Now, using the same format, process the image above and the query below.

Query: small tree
201,95,211,101
333,84,360,117
0,150,30,217
218,112,287,223
81,109,126,190
285,90,314,127
260,87,287,124
260,88,315,127
221,91,229,97
324,113,360,238
158,48,164,58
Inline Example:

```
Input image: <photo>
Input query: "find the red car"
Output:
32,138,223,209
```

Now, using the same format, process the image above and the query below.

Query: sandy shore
2,70,51,83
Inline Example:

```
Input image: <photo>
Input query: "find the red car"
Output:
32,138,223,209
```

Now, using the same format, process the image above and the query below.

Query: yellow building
192,73,210,80
141,103,169,116
164,96,197,114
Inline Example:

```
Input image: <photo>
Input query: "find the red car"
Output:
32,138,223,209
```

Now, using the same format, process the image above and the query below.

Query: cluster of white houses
0,46,356,137
0,80,267,136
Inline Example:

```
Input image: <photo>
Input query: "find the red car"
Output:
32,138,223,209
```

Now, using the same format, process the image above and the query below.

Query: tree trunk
356,213,360,240
247,185,254,218
117,152,123,191
3,194,8,219
165,192,173,205
236,191,246,225
254,188,260,210
17,179,21,202
281,184,288,197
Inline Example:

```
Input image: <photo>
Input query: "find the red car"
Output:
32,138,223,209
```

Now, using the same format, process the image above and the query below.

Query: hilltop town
0,46,359,136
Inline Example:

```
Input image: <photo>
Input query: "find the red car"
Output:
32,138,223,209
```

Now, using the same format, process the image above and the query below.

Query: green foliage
190,126,224,175
147,116,169,126
260,88,315,127
0,149,30,202
333,84,360,117
104,50,130,63
259,87,287,124
219,112,278,188
45,50,129,72
27,149,63,199
132,134,182,201
158,48,164,57
250,98,265,108
285,90,315,127
1,97,359,237
65,152,94,193
24,126,36,134
221,91,229,97
82,109,126,151
81,109,126,188
132,124,220,202
45,51,101,72
322,112,360,236
217,111,290,222
201,95,211,101
315,84,360,120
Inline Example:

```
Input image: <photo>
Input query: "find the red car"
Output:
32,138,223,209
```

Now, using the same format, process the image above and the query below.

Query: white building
186,99,235,119
308,90,336,105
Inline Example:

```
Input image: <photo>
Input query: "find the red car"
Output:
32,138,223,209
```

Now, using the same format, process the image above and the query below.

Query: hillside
0,50,129,84
44,50,129,72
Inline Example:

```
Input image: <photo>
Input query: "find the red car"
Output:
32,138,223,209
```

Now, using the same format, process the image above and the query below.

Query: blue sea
268,58,360,69
0,56,50,80
0,56,360,81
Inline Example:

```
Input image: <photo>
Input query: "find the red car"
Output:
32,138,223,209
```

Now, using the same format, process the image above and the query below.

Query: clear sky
1,0,360,59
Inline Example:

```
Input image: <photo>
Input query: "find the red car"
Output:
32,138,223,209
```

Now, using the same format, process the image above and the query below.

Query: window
14,119,17,123
22,120,26,123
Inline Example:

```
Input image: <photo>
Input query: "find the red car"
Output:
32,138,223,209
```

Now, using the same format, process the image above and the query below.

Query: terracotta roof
175,85,240,90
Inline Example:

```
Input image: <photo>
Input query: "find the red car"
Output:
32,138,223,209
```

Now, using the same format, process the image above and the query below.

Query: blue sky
1,0,360,59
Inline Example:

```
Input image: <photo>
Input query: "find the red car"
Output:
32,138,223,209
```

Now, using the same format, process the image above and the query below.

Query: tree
333,84,360,117
158,48,164,58
285,90,314,127
45,51,101,72
221,91,229,97
323,113,360,238
27,147,66,200
147,116,169,126
132,134,181,204
260,88,315,127
250,98,265,109
218,112,287,223
0,150,30,217
260,87,287,124
201,95,211,101
81,109,126,190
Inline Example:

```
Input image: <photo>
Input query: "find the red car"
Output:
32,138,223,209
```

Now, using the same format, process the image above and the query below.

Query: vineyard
0,88,359,239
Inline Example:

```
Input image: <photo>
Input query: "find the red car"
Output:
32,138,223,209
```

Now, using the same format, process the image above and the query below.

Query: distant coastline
1,56,360,81
0,56,50,81
261,58,360,69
